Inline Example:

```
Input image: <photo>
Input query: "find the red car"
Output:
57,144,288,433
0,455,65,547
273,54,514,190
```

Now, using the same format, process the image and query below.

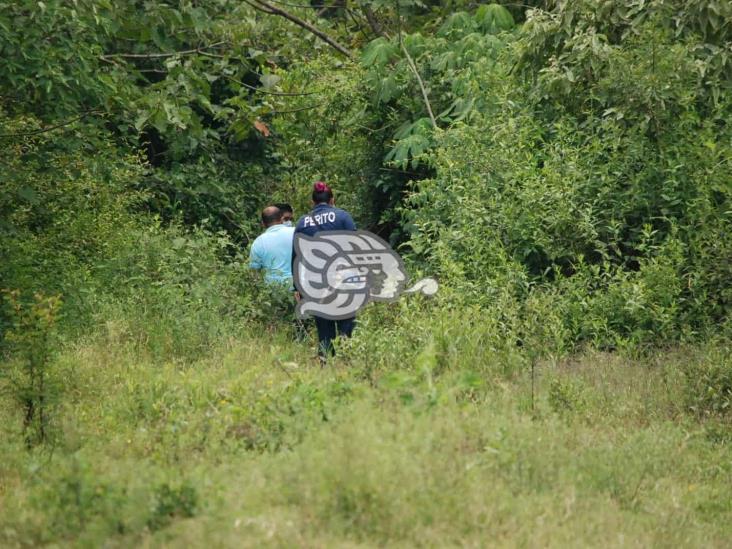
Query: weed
148,482,199,531
1,290,62,446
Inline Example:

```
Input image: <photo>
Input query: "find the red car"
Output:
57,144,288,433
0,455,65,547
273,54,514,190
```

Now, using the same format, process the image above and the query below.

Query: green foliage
3,331,732,546
268,59,391,229
520,0,731,107
148,482,198,531
548,376,589,416
0,112,145,333
682,344,732,419
225,378,357,451
475,3,515,33
2,2,732,546
403,3,731,346
0,0,132,118
0,0,346,236
32,457,134,541
92,224,281,362
1,291,62,446
361,3,515,171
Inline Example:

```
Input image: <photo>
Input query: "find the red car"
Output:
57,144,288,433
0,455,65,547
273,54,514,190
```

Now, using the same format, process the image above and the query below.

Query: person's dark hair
312,181,333,204
274,203,293,214
261,206,281,227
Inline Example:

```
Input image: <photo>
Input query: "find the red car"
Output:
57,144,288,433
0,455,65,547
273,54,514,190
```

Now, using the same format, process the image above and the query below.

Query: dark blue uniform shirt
294,203,356,236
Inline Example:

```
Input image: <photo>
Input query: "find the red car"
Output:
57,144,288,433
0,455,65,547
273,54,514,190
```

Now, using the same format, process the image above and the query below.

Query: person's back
293,181,357,361
295,202,355,236
250,206,295,284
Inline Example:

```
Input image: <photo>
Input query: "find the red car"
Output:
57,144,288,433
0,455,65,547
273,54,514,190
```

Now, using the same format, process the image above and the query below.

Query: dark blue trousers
314,316,355,357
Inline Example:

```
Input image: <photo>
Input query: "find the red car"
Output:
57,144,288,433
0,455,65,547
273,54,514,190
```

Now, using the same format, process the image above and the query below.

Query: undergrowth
1,308,730,547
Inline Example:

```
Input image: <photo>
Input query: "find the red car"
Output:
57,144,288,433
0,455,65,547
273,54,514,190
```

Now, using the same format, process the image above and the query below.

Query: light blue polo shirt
249,224,295,284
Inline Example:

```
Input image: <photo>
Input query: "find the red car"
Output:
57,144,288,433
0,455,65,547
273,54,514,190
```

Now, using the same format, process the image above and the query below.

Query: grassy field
1,320,731,547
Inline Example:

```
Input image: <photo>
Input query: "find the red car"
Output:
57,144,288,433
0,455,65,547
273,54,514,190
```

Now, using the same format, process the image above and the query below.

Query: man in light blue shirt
249,206,295,285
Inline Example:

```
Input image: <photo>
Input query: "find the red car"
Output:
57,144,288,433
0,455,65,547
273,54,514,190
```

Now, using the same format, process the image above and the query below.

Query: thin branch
395,0,435,128
345,7,370,38
100,41,227,61
223,74,318,96
197,50,227,59
363,5,388,37
0,111,103,139
273,359,295,380
402,42,436,128
272,103,322,114
245,0,352,59
220,210,252,243
266,0,328,8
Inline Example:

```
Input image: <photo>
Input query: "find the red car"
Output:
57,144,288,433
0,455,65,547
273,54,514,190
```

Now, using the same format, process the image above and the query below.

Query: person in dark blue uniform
294,181,357,360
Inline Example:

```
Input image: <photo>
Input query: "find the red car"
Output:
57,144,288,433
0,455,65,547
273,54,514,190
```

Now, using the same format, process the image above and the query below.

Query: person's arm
249,240,263,270
291,224,301,293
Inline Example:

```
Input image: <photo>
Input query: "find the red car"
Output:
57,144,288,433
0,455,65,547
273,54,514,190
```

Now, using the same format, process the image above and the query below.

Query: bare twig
100,41,227,61
273,359,295,379
395,0,436,129
267,0,328,7
272,103,322,114
223,74,318,96
399,38,437,129
220,210,252,243
197,50,227,59
245,0,352,59
400,41,437,129
345,7,370,37
0,110,103,139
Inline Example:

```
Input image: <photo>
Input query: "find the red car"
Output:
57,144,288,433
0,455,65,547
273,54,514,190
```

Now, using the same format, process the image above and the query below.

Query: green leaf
17,186,39,204
361,37,397,68
260,74,281,89
475,4,514,34
134,111,150,131
437,11,475,37
376,74,400,103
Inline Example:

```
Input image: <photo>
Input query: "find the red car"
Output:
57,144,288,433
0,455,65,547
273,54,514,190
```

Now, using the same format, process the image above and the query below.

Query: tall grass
1,308,730,546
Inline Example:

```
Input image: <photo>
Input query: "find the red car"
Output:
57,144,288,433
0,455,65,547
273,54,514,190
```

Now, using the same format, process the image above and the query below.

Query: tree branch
223,74,318,96
100,41,227,61
245,0,353,59
363,6,387,37
395,0,435,128
272,103,322,114
399,38,437,129
266,0,328,7
0,111,103,139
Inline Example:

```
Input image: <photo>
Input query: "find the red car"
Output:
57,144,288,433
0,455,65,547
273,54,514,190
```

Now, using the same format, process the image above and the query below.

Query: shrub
147,482,198,531
91,223,285,362
1,290,62,446
548,377,589,417
682,345,732,420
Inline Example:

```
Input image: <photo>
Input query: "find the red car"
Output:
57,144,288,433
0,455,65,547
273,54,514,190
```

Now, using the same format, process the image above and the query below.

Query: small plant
682,349,732,420
548,377,588,416
147,481,198,531
1,290,62,447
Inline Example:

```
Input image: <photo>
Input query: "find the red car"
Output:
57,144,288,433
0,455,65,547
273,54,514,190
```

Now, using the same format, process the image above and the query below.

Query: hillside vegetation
1,0,731,546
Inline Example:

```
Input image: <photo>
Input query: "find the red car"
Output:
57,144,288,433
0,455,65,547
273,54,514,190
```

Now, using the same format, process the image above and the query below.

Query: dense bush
2,1,732,545
0,115,145,337
88,223,297,362
400,5,731,348
682,343,732,419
